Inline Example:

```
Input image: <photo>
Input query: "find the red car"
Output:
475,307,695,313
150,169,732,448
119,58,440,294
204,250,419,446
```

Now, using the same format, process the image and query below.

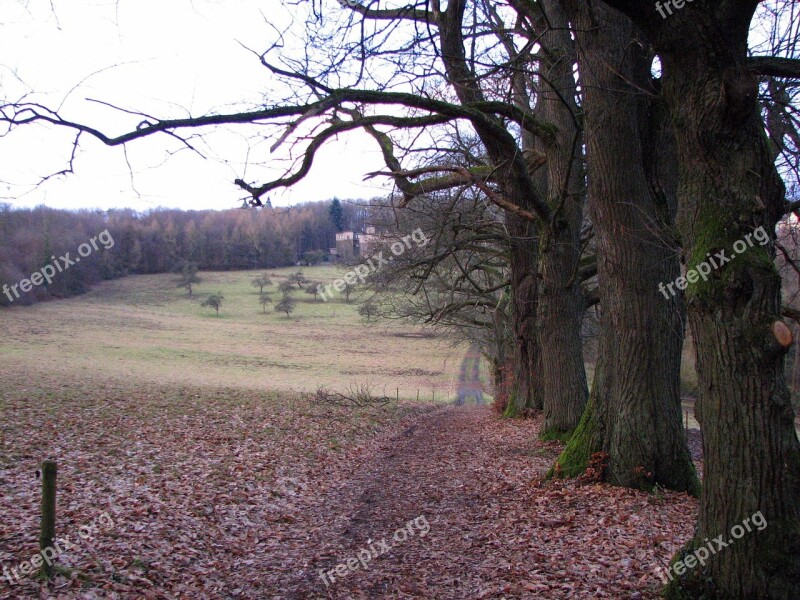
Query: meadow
0,266,465,597
0,266,463,399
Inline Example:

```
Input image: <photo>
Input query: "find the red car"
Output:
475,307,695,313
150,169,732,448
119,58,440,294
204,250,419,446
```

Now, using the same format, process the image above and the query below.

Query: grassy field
0,266,467,597
0,266,463,400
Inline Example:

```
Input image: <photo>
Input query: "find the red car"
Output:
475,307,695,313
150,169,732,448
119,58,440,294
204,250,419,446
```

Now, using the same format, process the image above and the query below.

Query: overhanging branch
748,57,800,79
337,0,433,23
1,90,554,155
235,112,453,198
366,164,540,222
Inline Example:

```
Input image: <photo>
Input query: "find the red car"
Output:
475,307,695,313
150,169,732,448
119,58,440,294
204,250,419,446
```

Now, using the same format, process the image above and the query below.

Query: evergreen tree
329,198,344,232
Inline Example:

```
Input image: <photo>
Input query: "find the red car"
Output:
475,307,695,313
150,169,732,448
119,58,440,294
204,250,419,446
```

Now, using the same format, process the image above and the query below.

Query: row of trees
0,200,366,306
191,271,321,317
252,271,329,316
339,0,799,594
3,0,800,596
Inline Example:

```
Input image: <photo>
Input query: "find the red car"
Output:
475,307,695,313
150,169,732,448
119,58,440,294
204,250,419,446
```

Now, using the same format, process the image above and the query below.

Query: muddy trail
248,406,696,600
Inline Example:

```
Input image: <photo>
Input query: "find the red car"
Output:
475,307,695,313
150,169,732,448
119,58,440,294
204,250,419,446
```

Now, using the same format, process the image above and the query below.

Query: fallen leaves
0,367,700,599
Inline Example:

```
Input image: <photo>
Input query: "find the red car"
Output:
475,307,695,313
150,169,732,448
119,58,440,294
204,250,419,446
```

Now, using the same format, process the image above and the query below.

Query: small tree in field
275,295,296,317
304,282,320,301
343,281,356,303
358,300,378,322
259,292,272,313
175,262,201,298
251,273,272,294
288,271,307,288
201,292,224,316
278,279,294,297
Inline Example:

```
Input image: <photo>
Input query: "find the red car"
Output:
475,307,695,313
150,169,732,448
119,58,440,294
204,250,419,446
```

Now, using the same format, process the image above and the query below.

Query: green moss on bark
685,207,777,303
539,427,575,444
546,392,597,478
502,390,519,418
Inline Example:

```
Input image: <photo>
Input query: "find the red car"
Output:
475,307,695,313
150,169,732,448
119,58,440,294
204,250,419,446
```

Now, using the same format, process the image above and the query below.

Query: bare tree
552,1,698,495
275,295,296,317
288,271,307,289
304,282,320,300
362,188,514,385
278,279,294,298
0,0,567,416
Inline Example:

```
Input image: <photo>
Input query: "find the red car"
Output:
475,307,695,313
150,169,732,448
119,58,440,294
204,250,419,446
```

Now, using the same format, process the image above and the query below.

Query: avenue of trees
2,0,800,597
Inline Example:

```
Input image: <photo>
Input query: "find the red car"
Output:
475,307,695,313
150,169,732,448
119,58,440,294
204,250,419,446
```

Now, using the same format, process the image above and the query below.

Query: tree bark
533,0,588,438
506,213,543,414
637,9,800,598
435,0,552,416
554,2,698,493
588,0,800,595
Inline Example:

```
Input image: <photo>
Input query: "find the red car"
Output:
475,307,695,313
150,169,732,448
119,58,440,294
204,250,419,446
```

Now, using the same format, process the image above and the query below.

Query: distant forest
0,199,368,306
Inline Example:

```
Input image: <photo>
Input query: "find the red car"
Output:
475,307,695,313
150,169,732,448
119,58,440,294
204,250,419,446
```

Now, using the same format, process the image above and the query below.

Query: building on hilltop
334,226,380,261
335,230,359,261
358,226,380,257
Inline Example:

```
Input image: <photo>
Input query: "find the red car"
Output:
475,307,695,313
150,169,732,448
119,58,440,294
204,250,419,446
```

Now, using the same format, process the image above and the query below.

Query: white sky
0,0,390,211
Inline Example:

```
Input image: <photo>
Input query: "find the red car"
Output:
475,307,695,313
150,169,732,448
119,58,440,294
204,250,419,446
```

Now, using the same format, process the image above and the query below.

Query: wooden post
40,460,57,579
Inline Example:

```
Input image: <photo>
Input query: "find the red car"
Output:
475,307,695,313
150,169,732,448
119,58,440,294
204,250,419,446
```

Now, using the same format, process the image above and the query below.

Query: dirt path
280,407,544,599
454,344,485,405
253,406,695,599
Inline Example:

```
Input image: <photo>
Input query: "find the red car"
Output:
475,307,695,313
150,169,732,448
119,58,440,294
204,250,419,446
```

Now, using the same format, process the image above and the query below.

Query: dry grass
0,267,465,597
0,266,463,400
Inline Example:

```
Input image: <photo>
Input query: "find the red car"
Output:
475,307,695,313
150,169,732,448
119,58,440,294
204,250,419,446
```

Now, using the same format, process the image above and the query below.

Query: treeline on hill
0,199,366,306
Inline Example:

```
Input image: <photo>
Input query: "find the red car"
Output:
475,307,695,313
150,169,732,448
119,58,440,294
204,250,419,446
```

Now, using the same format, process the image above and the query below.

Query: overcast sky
0,0,389,211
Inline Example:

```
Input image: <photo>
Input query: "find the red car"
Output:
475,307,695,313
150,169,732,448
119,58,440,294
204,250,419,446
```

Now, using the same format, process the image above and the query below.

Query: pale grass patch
0,267,462,400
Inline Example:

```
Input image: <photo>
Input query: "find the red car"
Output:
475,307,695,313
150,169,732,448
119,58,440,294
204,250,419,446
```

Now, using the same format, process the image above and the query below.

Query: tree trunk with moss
554,2,698,493
601,4,800,596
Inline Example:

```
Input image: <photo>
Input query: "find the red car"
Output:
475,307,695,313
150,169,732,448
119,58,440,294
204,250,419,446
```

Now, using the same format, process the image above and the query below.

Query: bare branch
749,56,800,79
336,0,433,24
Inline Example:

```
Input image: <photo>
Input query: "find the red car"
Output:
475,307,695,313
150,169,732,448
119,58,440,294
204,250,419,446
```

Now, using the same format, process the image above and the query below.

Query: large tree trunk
537,226,587,435
630,9,800,598
554,2,698,493
533,0,588,438
506,213,543,414
434,0,552,416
